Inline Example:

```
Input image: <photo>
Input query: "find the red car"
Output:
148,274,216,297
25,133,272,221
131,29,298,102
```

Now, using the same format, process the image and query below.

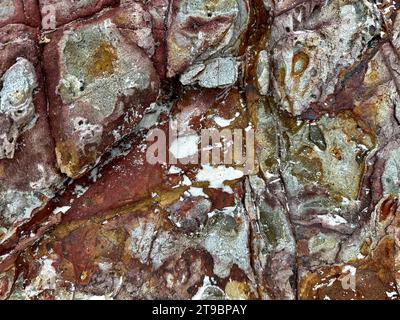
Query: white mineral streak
186,187,208,198
168,166,183,175
0,58,38,159
315,213,348,227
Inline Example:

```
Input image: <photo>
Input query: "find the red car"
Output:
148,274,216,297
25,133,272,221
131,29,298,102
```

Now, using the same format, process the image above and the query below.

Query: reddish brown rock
0,0,40,28
38,0,119,28
43,2,160,178
3,88,257,300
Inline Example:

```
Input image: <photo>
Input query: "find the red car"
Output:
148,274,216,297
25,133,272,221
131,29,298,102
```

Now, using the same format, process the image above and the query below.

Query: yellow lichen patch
338,111,376,147
204,0,236,14
87,42,118,79
0,164,5,178
291,52,309,77
204,0,217,11
299,237,398,300
225,281,250,300
58,258,76,283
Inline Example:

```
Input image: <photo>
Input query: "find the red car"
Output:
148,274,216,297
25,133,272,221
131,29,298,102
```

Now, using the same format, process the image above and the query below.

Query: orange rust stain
379,196,398,222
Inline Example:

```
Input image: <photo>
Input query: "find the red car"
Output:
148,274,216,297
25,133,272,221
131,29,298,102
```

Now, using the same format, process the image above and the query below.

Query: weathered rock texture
1,0,400,300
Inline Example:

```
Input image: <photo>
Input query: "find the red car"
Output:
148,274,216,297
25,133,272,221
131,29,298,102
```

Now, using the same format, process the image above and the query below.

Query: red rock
38,0,119,28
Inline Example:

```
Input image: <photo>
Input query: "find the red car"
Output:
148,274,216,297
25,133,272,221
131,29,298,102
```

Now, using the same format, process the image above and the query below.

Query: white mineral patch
0,190,42,227
386,291,398,299
192,276,226,300
72,117,104,148
58,19,152,119
130,223,157,264
168,166,183,175
74,184,89,198
196,165,244,191
182,175,192,186
203,205,252,278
